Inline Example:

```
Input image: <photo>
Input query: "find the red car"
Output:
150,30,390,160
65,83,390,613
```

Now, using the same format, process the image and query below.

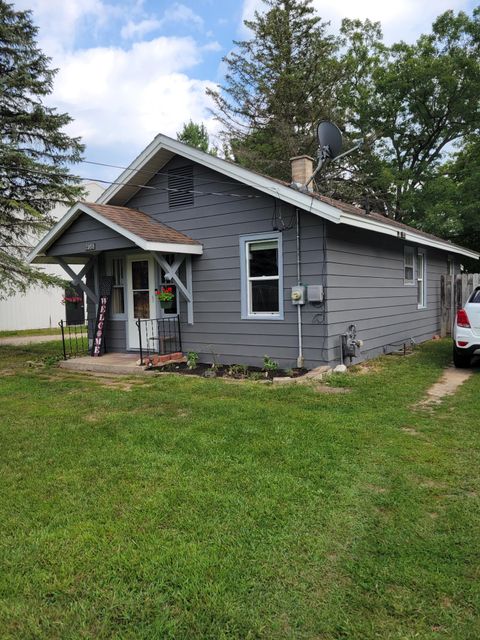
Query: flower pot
160,299,174,310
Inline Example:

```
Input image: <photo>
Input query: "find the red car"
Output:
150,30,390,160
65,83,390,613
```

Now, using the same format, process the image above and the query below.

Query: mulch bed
150,361,308,380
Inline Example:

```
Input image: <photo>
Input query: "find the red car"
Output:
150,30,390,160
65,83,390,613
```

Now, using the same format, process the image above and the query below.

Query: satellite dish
298,120,361,192
316,121,342,160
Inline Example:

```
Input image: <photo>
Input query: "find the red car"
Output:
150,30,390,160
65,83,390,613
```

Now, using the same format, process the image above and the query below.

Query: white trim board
97,134,479,260
27,201,203,264
339,211,480,260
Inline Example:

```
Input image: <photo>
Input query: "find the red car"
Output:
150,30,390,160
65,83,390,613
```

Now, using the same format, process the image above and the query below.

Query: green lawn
0,341,479,639
0,326,62,338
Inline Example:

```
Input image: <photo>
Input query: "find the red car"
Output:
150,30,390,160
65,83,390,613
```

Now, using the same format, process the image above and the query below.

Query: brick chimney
290,155,314,191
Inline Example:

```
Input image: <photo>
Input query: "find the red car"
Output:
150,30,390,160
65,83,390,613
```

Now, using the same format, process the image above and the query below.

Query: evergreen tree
207,0,340,181
0,1,84,297
176,120,217,155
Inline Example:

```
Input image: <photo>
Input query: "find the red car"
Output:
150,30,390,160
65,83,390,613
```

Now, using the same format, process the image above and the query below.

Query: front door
126,255,156,349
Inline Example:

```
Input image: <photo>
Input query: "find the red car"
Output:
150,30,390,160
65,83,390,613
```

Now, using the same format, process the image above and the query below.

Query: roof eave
340,211,480,260
26,201,203,264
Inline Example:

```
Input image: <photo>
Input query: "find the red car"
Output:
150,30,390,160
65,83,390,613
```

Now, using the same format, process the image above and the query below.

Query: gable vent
168,165,194,208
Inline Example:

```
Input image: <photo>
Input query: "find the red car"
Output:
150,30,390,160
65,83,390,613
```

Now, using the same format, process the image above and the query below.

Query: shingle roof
310,192,457,247
85,203,201,247
265,174,468,252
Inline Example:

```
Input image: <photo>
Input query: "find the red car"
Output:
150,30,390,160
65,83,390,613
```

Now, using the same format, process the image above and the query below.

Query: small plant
42,354,63,367
155,287,175,302
263,355,279,377
207,345,220,371
228,364,248,378
186,351,199,370
248,371,264,381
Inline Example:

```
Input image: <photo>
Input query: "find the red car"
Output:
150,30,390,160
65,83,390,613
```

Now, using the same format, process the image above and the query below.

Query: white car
453,287,480,368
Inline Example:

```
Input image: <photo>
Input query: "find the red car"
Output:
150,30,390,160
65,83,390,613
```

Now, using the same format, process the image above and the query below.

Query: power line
0,164,263,200
79,158,249,189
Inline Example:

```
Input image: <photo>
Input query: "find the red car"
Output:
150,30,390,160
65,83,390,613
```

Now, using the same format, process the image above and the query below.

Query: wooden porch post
54,256,99,306
151,252,194,325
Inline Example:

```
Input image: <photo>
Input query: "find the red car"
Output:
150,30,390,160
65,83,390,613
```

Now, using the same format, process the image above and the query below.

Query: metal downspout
296,208,304,368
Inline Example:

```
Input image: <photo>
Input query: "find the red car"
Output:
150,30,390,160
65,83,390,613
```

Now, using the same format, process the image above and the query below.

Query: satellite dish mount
302,121,363,190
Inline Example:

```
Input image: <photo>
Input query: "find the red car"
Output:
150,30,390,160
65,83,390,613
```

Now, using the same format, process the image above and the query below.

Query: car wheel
453,346,471,369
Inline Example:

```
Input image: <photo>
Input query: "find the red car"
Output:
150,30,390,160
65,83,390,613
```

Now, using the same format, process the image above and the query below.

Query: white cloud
163,3,204,30
241,0,470,43
120,18,162,40
121,3,205,40
49,37,219,149
15,0,115,56
12,0,219,166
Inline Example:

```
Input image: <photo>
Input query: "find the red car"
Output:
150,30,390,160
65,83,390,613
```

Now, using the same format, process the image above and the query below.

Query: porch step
59,353,149,376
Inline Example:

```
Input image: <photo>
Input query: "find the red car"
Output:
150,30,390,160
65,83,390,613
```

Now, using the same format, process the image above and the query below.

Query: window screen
404,246,415,285
111,257,125,316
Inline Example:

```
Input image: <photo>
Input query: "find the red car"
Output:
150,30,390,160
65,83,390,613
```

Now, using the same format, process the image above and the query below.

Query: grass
0,326,62,338
0,340,479,639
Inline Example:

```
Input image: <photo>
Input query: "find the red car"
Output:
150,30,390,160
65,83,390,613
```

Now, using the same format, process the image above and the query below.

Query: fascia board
144,241,203,254
340,212,480,260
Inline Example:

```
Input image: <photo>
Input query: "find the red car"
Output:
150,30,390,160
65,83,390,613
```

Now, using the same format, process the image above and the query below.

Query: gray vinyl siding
47,213,136,256
324,224,448,363
125,156,328,368
74,153,452,368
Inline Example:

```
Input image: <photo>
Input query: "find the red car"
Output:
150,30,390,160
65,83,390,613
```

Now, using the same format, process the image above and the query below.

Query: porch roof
27,201,203,264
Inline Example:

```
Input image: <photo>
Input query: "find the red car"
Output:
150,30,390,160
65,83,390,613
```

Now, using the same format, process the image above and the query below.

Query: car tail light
457,309,471,328
457,341,468,347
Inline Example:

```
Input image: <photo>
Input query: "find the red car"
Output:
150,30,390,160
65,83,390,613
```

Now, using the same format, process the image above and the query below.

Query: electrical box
307,285,324,303
291,285,306,305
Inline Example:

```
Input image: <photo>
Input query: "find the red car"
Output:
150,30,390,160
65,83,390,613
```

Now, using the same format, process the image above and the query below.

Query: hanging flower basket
61,295,83,307
155,287,175,309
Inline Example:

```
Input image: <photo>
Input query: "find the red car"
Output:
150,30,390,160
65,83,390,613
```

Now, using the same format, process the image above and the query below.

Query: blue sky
15,0,478,186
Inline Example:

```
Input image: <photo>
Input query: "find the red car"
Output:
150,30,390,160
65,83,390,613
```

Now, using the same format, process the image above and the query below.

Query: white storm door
126,255,156,349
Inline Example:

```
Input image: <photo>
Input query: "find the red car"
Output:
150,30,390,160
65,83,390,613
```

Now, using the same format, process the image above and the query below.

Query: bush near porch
0,340,479,639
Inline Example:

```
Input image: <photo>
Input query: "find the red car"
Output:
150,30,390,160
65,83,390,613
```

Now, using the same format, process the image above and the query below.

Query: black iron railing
136,316,182,364
59,318,97,360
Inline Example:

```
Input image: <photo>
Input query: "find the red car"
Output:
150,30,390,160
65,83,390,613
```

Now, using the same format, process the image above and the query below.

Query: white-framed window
404,246,415,285
417,248,427,309
240,232,284,320
447,255,455,276
110,257,126,318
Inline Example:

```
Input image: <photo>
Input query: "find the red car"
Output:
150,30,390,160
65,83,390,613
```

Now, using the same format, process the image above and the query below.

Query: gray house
28,135,479,369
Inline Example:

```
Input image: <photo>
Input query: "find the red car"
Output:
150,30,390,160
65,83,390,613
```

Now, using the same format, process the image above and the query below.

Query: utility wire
79,158,250,189
0,164,263,200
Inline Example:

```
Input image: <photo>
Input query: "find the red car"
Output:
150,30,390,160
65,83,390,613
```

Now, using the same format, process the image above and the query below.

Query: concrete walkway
418,367,473,406
0,334,62,346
